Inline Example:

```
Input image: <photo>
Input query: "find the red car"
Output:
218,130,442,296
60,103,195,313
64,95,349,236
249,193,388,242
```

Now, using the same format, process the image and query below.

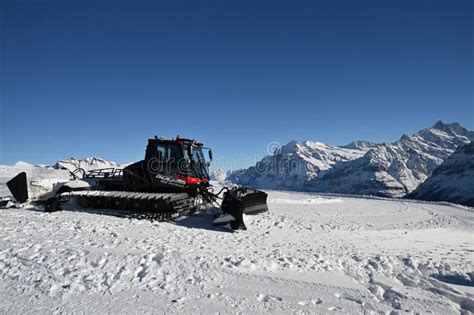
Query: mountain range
228,121,474,204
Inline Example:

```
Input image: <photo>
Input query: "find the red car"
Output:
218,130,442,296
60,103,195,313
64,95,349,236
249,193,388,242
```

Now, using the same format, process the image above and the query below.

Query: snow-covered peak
54,157,120,173
396,122,474,158
432,120,469,135
278,140,300,155
210,169,228,182
342,140,378,151
302,140,333,150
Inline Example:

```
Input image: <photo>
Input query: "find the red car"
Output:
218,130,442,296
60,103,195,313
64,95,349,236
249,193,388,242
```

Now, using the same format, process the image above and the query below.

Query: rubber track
62,190,197,221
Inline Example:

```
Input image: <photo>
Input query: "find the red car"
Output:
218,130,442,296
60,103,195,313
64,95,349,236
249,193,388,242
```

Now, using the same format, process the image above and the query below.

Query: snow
0,161,473,313
268,196,343,204
0,163,70,199
54,157,121,173
342,140,378,151
0,157,124,201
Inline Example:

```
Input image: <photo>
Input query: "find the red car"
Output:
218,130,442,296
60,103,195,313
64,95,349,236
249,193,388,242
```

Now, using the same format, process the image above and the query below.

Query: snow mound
14,161,37,169
1,157,120,200
0,163,70,199
54,157,120,173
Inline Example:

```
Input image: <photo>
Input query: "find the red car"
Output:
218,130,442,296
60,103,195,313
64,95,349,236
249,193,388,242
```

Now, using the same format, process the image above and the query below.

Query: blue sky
1,0,473,170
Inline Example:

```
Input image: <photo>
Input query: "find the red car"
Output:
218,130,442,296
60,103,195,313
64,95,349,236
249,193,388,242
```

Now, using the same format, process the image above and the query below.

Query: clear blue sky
1,0,473,170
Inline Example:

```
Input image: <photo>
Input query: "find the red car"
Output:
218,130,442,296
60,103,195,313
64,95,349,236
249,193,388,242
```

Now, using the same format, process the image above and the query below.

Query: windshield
184,146,209,179
192,148,206,165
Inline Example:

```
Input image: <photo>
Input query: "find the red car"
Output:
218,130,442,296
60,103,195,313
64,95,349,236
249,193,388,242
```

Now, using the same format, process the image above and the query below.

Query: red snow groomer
5,136,268,230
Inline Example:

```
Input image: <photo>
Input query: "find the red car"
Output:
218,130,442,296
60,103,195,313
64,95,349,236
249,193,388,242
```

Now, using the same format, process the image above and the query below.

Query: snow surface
0,162,473,313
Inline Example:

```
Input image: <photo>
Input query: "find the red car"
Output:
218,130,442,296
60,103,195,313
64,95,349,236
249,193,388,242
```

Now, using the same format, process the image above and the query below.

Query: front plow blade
216,187,268,230
240,188,268,215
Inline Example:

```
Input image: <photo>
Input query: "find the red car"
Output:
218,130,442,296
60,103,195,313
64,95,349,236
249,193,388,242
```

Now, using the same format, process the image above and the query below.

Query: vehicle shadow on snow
45,206,166,221
175,212,234,233
30,205,233,233
431,273,474,287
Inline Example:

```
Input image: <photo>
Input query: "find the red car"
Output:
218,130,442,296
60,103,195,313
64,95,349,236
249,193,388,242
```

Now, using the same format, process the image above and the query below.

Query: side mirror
187,145,193,157
208,149,213,161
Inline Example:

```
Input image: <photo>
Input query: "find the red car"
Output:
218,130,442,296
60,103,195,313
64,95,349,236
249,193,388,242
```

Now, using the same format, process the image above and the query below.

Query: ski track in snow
0,189,473,313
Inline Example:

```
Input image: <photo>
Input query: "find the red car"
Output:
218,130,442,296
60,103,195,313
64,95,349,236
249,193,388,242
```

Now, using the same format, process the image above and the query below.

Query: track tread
64,190,197,220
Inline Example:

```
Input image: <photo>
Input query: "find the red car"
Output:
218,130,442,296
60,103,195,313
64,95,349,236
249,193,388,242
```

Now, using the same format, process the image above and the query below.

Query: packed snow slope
407,142,474,207
0,190,473,314
0,160,473,313
229,121,474,200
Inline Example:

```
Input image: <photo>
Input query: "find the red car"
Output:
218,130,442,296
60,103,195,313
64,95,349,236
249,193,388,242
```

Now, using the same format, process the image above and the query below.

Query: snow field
0,188,473,313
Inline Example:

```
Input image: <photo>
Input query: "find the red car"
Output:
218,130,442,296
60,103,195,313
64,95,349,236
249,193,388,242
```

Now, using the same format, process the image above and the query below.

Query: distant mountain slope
312,121,474,197
210,169,229,182
406,142,474,206
228,140,370,191
229,121,474,198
